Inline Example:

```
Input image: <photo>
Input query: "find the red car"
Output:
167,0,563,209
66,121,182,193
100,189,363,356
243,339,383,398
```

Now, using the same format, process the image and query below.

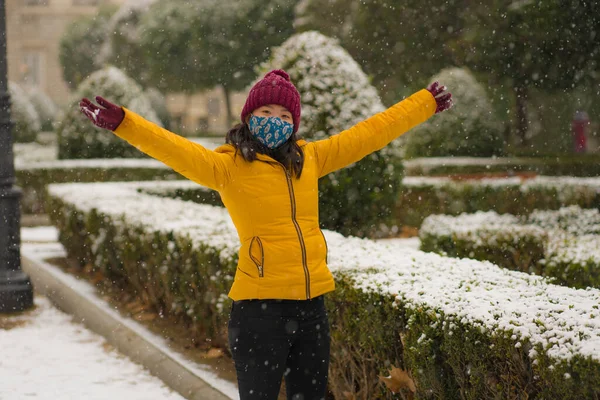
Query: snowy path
4,226,239,400
0,296,185,400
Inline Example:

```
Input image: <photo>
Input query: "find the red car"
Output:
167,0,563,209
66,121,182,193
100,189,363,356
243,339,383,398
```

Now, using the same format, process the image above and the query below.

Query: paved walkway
0,295,185,400
1,225,238,400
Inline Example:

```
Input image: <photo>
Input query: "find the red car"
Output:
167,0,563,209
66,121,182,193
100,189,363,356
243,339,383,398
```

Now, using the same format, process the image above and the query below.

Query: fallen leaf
203,347,224,359
134,312,157,321
379,366,416,394
342,391,356,400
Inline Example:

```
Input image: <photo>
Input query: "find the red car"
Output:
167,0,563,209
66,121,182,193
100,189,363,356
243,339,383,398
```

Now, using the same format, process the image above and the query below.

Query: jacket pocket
249,236,265,277
319,229,329,264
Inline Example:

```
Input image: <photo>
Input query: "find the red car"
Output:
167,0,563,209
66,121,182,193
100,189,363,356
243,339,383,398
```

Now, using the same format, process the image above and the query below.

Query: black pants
228,295,330,400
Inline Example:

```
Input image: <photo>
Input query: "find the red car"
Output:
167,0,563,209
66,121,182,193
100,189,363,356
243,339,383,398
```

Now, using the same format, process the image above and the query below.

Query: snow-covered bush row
13,137,221,215
404,156,600,177
403,67,504,158
259,31,400,238
47,181,600,398
420,206,600,289
55,66,162,160
397,175,600,227
9,81,41,143
405,176,600,203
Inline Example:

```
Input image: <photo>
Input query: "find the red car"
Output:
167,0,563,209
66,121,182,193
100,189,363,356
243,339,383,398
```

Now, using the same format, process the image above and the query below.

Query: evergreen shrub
420,206,600,289
55,66,162,159
258,31,403,238
9,81,41,143
404,67,504,158
47,181,600,399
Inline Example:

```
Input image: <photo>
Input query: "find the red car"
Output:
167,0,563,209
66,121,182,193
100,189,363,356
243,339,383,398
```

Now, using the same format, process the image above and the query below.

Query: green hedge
16,163,180,214
420,207,600,289
47,181,600,399
396,176,600,227
404,155,600,177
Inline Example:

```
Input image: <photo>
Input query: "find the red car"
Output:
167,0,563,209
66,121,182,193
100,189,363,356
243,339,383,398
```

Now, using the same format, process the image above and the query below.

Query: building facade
6,0,245,136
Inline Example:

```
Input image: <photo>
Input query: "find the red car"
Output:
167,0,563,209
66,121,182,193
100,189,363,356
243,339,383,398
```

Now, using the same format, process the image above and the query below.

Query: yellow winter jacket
113,89,436,300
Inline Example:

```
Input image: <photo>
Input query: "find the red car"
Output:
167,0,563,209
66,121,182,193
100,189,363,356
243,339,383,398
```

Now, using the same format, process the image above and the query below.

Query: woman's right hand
79,96,125,131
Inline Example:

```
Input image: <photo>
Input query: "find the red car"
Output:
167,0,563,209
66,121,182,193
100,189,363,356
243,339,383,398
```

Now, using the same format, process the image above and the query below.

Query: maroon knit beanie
240,69,301,133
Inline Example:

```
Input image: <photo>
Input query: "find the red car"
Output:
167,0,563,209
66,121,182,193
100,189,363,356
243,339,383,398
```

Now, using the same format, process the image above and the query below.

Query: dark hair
225,122,305,179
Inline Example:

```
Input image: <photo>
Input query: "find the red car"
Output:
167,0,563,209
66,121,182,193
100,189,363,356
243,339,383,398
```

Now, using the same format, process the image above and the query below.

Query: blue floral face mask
248,115,294,149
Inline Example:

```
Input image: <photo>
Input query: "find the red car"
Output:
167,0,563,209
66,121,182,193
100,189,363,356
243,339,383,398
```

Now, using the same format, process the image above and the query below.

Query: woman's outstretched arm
80,96,231,191
308,83,452,178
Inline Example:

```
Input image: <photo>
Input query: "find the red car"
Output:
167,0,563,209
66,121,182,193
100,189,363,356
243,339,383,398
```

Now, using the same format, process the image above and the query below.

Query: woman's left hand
427,82,453,114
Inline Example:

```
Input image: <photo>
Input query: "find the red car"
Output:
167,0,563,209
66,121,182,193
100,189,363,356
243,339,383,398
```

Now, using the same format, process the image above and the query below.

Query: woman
79,69,452,400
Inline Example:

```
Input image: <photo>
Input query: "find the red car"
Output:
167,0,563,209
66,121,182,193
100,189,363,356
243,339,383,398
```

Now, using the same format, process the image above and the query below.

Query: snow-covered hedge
9,81,41,143
258,31,401,238
420,206,600,289
403,67,504,158
47,180,600,399
398,175,600,227
55,66,162,159
404,155,600,177
14,138,220,214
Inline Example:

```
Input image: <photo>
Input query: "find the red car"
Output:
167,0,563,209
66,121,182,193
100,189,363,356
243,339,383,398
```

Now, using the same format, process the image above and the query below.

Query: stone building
6,0,244,136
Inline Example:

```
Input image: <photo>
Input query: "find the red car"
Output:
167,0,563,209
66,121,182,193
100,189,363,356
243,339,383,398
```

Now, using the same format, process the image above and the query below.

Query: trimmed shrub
25,86,58,132
56,66,162,159
9,81,40,143
404,67,504,158
47,180,600,399
258,31,403,238
420,206,600,289
397,175,600,227
404,154,600,177
15,160,182,214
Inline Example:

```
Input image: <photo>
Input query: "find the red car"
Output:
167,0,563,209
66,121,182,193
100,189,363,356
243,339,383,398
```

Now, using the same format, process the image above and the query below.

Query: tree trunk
222,85,233,126
514,84,529,146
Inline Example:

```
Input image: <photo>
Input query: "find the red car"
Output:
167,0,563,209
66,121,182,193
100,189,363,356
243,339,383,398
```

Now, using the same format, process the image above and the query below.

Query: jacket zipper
249,236,264,277
281,165,311,299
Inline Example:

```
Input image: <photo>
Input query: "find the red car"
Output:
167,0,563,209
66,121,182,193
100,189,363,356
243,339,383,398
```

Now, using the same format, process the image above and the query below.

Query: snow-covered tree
139,0,295,123
404,67,504,158
99,0,157,87
259,31,403,238
9,82,41,143
58,6,116,89
25,86,58,132
56,66,162,159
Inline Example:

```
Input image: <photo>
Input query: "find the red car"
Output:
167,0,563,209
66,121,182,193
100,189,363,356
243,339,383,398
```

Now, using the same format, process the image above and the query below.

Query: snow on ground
17,226,240,400
20,225,59,243
0,295,185,400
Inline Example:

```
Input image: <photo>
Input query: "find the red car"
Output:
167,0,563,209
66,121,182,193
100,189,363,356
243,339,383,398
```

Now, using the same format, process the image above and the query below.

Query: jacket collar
218,140,308,164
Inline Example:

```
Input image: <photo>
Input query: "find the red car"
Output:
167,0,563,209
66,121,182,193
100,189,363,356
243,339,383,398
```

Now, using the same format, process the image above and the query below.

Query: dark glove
79,96,125,131
426,82,453,114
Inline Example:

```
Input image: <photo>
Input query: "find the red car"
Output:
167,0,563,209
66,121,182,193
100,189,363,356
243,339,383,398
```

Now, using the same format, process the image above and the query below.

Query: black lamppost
0,0,33,313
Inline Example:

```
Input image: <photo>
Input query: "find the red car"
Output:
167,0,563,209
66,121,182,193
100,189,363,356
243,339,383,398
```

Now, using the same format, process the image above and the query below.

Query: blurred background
6,0,599,153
